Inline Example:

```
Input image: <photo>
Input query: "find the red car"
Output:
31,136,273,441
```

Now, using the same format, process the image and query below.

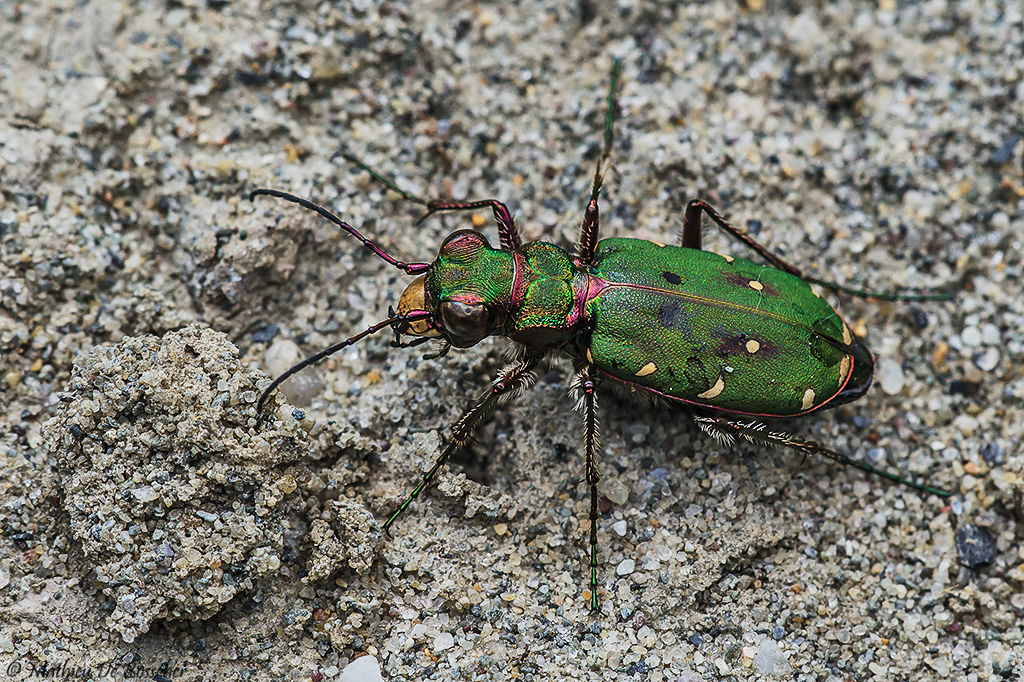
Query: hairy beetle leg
383,357,541,532
681,200,950,302
694,415,951,498
577,57,622,266
573,363,603,611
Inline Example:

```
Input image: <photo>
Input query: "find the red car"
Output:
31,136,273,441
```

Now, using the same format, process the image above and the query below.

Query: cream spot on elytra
841,323,853,345
839,355,851,381
801,388,816,411
698,376,726,400
635,362,657,377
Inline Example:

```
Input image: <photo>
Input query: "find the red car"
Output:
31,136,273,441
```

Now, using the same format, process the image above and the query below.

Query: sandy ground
2,0,1023,680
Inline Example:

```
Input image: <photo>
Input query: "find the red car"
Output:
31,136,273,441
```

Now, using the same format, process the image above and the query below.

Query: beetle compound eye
440,300,491,339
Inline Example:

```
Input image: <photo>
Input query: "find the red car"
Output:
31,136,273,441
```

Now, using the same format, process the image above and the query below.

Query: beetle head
394,230,509,348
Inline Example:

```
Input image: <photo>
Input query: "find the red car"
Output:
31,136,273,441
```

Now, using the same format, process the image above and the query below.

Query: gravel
2,0,1023,680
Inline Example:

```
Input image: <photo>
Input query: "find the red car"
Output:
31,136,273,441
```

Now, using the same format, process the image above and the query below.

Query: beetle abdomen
585,239,859,416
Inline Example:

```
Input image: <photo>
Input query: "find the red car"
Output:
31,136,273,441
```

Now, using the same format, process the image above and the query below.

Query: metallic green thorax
423,233,864,417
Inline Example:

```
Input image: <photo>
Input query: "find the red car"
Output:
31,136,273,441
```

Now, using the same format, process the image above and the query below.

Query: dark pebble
626,661,649,675
988,134,1019,166
909,307,929,329
955,524,996,567
980,441,1004,465
948,380,979,397
689,633,705,647
772,626,785,640
251,324,280,343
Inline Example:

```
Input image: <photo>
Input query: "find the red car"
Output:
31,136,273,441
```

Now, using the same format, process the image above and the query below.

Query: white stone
960,326,982,347
338,656,382,682
878,358,905,395
434,632,455,651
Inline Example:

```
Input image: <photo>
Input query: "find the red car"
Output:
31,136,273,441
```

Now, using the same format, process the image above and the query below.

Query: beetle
251,59,950,610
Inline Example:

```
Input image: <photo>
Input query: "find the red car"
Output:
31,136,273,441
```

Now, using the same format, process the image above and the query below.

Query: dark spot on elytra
715,332,747,357
662,270,682,285
683,355,709,391
711,326,778,359
657,302,687,330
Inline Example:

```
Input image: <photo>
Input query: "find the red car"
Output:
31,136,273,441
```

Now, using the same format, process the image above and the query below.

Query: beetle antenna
250,189,429,274
256,311,433,425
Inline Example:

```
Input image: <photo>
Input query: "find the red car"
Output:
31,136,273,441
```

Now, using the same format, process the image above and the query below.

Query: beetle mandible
251,59,950,610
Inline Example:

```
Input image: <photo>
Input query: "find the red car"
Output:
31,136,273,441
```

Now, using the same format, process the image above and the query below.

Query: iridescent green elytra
586,238,871,417
252,59,950,612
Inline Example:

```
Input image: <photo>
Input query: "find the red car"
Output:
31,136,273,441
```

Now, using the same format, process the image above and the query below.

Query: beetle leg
338,150,523,252
577,58,622,266
681,200,801,274
682,200,951,301
383,356,541,532
694,415,951,497
420,199,522,252
572,362,603,610
576,175,603,265
389,336,433,350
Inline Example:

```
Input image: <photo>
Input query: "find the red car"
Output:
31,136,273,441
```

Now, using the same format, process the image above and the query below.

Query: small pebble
948,379,979,397
988,134,1020,165
251,324,280,343
434,632,455,651
960,326,982,347
980,442,1004,465
616,558,636,576
625,423,649,444
909,307,929,329
878,358,905,395
611,520,628,537
955,525,996,567
753,639,791,676
974,347,999,372
980,323,1001,345
954,414,978,436
338,655,383,682
603,479,629,505
131,486,157,503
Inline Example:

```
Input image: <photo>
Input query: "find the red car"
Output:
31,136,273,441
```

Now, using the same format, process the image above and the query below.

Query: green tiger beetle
251,59,951,610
